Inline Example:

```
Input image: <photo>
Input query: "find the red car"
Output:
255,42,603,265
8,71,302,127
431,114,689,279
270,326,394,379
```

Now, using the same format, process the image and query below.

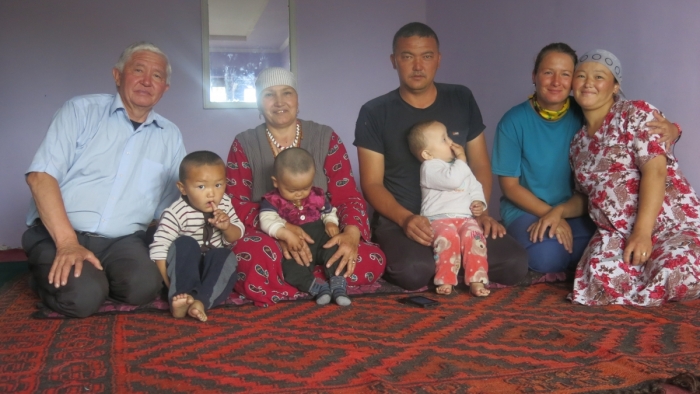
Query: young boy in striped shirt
150,151,244,321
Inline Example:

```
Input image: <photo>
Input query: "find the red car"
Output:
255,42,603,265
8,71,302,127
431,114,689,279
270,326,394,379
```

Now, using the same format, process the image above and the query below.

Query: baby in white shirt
408,120,490,296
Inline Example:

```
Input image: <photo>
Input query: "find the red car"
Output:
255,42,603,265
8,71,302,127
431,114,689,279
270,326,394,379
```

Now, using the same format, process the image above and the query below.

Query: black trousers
281,220,340,292
22,224,162,318
373,215,529,290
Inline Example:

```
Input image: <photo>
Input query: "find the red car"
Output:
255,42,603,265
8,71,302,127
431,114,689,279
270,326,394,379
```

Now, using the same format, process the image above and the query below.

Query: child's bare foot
187,300,208,322
436,284,453,295
470,282,490,297
171,294,194,318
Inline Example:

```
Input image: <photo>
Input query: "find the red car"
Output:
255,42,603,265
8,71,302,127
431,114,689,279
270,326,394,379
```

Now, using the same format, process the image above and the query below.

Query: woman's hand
527,207,573,253
324,225,361,277
624,232,652,266
278,223,314,266
646,110,679,147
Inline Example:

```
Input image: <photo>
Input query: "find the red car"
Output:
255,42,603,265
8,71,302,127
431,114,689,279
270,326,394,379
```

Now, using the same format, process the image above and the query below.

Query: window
201,0,295,108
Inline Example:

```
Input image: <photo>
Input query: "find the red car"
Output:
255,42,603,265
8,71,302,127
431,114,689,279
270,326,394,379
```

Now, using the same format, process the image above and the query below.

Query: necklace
529,94,570,121
267,123,300,152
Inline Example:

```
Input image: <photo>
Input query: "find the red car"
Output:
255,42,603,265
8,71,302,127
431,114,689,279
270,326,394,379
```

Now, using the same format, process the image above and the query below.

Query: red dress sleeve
323,132,372,241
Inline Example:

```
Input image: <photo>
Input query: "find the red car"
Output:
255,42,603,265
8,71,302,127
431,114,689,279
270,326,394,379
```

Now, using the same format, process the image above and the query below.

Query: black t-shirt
353,83,485,214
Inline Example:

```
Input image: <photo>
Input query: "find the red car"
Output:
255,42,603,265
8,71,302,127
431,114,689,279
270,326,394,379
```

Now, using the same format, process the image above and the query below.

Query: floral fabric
569,99,700,306
226,132,386,307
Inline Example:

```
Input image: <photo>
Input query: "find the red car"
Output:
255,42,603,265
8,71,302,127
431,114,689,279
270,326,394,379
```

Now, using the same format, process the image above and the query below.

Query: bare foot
171,294,194,318
436,284,453,295
187,300,208,322
470,282,490,297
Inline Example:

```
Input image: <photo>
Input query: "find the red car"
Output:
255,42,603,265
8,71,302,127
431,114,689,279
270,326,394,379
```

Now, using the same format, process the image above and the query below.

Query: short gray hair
114,42,171,84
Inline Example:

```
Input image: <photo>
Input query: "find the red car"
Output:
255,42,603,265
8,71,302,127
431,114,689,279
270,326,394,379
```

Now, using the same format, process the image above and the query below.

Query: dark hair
392,22,439,53
179,150,224,182
273,147,315,178
407,120,440,160
533,43,577,75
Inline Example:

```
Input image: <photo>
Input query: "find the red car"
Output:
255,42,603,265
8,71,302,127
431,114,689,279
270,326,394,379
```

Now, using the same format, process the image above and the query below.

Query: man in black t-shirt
353,22,528,290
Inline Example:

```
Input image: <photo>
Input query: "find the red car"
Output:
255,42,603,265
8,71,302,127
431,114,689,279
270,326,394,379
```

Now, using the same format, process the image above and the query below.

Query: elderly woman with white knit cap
567,50,700,306
225,67,385,307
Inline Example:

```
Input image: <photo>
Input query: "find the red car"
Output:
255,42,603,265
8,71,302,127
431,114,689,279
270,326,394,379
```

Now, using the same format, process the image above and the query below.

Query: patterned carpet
1,275,699,393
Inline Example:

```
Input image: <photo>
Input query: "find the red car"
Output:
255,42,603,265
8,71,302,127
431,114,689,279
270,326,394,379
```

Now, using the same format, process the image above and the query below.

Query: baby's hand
450,142,467,161
470,201,485,217
325,222,340,237
209,204,230,231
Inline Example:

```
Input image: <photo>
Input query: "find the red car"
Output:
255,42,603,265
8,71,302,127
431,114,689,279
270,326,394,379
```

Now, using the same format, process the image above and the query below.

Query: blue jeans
507,212,596,273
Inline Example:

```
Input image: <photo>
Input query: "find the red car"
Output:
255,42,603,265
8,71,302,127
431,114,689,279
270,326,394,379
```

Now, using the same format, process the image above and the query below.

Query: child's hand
470,201,485,217
208,203,230,231
450,142,467,161
325,222,340,237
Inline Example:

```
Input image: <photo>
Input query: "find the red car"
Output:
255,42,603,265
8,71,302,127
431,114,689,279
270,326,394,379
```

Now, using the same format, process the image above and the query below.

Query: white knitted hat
255,67,297,96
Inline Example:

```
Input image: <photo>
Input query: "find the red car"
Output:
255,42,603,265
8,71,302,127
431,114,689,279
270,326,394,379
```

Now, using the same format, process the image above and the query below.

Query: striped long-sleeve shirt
149,194,244,260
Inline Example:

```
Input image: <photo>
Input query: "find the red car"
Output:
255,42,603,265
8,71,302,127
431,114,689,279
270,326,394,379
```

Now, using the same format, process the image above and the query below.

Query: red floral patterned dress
226,132,386,306
569,99,700,306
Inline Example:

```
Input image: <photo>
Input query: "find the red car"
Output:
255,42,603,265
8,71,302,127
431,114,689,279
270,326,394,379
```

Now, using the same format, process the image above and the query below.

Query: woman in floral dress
569,49,700,306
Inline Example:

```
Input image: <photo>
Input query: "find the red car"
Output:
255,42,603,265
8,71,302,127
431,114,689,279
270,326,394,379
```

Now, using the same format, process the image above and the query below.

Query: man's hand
476,213,506,239
49,241,102,288
402,214,433,246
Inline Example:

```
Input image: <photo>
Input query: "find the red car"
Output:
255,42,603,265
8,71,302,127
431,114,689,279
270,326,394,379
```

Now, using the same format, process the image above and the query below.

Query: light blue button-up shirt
26,94,186,238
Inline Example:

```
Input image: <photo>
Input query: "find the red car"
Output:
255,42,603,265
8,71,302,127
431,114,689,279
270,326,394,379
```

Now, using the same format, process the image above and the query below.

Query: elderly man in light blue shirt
22,42,186,318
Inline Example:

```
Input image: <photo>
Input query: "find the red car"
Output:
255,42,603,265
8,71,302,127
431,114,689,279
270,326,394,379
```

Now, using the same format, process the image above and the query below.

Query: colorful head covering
578,49,622,85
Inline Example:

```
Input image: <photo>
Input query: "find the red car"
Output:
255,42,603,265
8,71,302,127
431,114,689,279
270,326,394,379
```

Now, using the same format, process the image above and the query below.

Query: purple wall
428,0,700,215
293,0,426,182
2,0,698,247
0,0,425,247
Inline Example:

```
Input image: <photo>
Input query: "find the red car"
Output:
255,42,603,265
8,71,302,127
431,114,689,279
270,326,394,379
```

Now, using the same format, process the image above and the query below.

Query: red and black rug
1,276,699,393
